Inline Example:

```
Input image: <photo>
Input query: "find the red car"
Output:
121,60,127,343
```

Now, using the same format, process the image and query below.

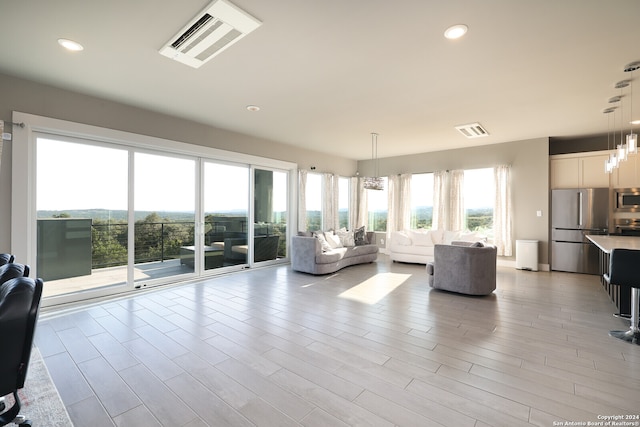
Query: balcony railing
91,220,286,269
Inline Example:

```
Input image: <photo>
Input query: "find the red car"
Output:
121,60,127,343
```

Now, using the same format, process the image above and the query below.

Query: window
338,177,350,229
203,162,249,270
305,173,322,231
367,177,388,232
463,168,494,234
134,152,196,283
36,137,129,293
410,173,434,229
254,168,289,261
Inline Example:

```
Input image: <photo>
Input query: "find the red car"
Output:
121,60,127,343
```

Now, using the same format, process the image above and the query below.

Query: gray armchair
427,241,497,295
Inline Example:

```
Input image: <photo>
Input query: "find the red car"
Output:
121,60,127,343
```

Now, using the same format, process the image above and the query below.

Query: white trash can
516,240,539,271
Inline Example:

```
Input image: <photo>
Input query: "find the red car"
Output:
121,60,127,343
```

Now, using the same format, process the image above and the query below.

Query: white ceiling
1,0,639,160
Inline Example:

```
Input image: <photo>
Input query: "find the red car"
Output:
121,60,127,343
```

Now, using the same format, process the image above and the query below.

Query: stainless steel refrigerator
551,188,609,274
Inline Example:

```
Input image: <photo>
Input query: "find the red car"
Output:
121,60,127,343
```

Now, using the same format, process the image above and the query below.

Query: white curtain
399,174,412,231
387,175,398,236
356,177,368,228
449,170,465,231
349,176,358,230
332,174,340,230
494,165,513,256
433,170,448,230
298,169,307,231
322,173,339,230
387,174,412,235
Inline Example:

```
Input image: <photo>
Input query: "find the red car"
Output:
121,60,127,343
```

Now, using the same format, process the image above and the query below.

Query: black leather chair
604,248,640,344
0,254,14,266
0,277,43,427
0,262,29,422
0,264,30,284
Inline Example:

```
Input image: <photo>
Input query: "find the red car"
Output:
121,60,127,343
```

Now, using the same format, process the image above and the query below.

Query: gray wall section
1,72,550,264
358,138,550,264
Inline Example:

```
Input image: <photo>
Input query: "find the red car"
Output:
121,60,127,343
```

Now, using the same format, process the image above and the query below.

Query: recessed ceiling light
57,38,84,51
246,105,260,112
444,24,468,40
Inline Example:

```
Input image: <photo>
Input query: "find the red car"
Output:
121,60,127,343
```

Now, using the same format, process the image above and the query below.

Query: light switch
536,210,543,217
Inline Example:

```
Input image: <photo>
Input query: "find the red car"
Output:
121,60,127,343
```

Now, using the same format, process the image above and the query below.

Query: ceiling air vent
159,0,261,69
455,122,490,139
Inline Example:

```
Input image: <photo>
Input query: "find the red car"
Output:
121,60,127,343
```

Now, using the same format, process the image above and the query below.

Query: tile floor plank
119,363,199,426
77,356,141,417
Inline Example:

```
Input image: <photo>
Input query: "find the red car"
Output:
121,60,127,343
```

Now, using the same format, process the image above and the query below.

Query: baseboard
499,258,550,272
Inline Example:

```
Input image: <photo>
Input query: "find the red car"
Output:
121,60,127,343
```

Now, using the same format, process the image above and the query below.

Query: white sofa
389,229,485,264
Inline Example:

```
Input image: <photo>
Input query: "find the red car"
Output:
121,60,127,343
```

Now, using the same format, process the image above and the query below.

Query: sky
37,137,287,213
37,136,491,215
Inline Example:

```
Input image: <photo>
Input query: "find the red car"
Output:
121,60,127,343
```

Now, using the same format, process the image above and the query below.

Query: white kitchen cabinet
611,153,640,188
550,152,610,189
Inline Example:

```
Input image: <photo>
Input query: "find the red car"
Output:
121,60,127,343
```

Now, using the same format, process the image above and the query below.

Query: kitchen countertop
586,235,640,253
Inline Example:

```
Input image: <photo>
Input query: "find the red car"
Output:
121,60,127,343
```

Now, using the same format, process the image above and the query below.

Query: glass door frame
12,111,297,307
199,158,251,275
250,165,291,267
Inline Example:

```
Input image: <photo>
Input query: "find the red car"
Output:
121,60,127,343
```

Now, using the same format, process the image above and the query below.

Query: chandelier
363,132,384,190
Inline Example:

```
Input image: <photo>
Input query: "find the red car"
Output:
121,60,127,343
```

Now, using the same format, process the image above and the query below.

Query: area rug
1,347,73,426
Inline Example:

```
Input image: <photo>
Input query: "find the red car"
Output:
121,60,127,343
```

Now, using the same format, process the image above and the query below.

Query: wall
0,72,357,249
358,138,551,265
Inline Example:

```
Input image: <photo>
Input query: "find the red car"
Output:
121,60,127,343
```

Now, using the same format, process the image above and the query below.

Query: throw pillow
336,228,355,247
428,229,444,244
354,226,367,246
314,232,333,252
409,230,433,246
458,231,477,242
443,230,461,245
324,231,343,249
392,231,412,246
458,231,488,243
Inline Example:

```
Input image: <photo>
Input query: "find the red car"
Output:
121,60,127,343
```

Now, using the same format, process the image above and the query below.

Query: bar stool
604,248,640,345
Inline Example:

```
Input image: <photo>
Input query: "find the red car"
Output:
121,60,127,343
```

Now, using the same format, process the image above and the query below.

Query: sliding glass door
36,136,130,298
203,161,249,270
21,113,295,305
254,168,288,263
133,152,196,286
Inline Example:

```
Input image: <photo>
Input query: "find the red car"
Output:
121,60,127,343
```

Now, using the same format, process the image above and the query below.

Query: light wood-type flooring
34,255,640,426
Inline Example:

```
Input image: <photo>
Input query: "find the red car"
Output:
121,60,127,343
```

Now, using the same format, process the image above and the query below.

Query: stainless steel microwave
614,188,640,211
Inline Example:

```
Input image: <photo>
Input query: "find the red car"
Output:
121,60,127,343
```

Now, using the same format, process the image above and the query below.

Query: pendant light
363,133,384,191
615,80,629,162
607,96,621,170
624,61,640,154
604,107,616,174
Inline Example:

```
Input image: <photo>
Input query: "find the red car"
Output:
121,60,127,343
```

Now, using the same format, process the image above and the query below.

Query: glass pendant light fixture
604,107,616,174
615,80,629,162
624,61,640,154
363,132,384,191
607,96,621,171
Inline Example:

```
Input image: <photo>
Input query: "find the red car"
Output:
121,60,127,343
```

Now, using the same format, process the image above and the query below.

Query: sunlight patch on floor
339,272,411,304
